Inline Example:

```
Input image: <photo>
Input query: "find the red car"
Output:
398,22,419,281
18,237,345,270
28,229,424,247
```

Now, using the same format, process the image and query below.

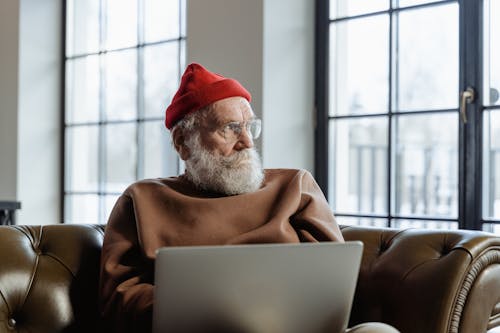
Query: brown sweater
99,168,343,333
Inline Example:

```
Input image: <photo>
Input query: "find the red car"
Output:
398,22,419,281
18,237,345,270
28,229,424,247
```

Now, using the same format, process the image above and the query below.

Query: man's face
181,96,264,195
198,96,256,156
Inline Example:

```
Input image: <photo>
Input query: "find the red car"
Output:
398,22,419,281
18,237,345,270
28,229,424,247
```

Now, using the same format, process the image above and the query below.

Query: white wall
187,0,264,149
0,0,61,224
187,0,315,172
0,1,20,200
17,0,61,224
262,0,314,170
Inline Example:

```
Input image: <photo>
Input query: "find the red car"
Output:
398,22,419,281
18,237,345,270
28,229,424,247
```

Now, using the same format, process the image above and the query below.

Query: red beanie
165,63,252,129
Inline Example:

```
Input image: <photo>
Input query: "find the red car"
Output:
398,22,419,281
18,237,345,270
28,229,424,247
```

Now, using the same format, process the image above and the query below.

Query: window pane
483,0,500,107
144,43,179,118
329,15,389,116
66,0,100,56
392,219,458,230
180,0,186,37
66,56,100,124
394,0,447,8
105,123,137,193
105,50,137,121
180,39,186,70
65,194,99,223
330,0,389,19
65,126,99,192
144,0,180,43
143,121,178,179
483,223,500,235
393,113,458,218
483,111,500,219
329,117,388,215
336,216,388,228
392,3,458,111
105,0,138,50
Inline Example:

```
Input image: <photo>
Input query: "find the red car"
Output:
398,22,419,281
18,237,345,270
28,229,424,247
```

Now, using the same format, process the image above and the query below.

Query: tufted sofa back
0,224,104,333
342,225,500,333
0,224,499,333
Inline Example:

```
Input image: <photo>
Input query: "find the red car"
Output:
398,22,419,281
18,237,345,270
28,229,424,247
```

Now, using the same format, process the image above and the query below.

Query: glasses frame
218,118,262,143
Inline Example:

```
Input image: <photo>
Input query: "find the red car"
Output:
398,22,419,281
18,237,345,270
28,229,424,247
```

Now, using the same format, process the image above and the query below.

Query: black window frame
314,0,500,230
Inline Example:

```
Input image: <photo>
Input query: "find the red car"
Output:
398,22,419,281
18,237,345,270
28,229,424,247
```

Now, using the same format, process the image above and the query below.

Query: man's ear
172,127,190,160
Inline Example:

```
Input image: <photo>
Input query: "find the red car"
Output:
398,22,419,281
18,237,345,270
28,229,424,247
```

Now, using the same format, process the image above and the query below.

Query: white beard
184,134,264,195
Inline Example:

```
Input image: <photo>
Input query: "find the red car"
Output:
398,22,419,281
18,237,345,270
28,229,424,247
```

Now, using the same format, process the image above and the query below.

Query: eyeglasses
218,118,262,143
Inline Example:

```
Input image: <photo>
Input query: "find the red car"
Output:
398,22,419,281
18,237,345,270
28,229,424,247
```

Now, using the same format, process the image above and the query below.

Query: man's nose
234,128,254,150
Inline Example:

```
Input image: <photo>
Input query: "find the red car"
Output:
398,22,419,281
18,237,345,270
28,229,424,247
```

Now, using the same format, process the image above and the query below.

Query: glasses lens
222,119,262,142
248,119,261,139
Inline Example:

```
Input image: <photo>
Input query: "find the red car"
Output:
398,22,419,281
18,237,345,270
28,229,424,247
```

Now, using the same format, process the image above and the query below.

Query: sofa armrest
340,225,500,333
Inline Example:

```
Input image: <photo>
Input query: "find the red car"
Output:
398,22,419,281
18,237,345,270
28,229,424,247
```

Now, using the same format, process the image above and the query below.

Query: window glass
104,50,137,121
483,0,500,107
143,121,178,179
144,43,179,118
394,0,446,8
66,0,100,56
66,56,100,124
329,117,388,215
330,0,389,19
483,111,500,219
105,0,138,50
65,126,99,192
105,123,137,193
329,15,389,116
144,0,180,42
335,216,388,228
483,223,500,234
392,219,458,229
392,4,459,112
65,194,100,223
180,0,186,37
393,113,458,218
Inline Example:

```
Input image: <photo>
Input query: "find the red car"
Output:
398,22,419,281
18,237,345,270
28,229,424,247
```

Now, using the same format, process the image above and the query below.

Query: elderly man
99,63,398,333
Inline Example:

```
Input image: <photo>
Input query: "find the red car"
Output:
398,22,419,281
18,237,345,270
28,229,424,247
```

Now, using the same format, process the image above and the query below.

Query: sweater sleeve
99,194,154,333
291,170,345,243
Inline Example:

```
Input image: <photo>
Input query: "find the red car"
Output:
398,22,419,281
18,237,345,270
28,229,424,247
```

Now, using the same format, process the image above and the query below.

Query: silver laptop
153,241,363,333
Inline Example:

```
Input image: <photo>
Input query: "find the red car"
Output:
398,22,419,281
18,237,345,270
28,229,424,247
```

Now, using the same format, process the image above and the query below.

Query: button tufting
379,242,389,253
7,318,16,329
441,246,450,256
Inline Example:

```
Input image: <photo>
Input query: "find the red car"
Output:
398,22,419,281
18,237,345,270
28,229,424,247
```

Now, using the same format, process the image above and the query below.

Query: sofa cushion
0,224,104,333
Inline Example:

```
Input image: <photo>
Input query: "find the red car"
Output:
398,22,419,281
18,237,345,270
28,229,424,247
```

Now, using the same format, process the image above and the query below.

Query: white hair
171,105,212,137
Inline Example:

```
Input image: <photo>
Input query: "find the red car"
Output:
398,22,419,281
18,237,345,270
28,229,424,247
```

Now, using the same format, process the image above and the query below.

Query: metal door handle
460,87,475,123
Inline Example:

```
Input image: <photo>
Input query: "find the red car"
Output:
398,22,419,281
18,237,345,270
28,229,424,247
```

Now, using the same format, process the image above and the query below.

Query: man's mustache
220,149,254,168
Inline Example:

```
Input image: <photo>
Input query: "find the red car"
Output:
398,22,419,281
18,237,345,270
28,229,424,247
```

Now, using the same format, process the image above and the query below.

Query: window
64,0,185,223
315,0,500,232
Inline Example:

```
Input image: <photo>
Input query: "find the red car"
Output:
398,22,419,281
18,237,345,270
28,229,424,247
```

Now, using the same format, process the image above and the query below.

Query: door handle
460,87,475,124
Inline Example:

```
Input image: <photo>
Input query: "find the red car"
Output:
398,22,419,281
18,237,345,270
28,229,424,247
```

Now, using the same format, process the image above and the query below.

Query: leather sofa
0,224,498,333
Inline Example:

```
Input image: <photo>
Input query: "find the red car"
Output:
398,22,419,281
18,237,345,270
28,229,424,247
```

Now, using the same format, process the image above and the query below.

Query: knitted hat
165,63,252,129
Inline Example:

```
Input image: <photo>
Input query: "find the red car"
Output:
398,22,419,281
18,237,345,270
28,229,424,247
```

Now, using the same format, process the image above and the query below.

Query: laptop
153,241,363,333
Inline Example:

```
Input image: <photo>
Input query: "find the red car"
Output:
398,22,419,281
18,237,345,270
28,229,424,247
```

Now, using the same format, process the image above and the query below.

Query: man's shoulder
123,176,184,194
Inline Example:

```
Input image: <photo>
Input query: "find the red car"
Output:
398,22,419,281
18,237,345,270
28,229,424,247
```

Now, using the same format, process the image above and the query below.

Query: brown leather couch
0,224,498,333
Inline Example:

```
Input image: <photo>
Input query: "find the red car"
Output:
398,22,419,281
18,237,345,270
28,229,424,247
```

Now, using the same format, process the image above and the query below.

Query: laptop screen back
153,241,363,333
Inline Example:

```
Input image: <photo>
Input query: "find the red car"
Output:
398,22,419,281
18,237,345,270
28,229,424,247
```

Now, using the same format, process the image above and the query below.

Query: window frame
61,0,186,223
315,0,500,230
